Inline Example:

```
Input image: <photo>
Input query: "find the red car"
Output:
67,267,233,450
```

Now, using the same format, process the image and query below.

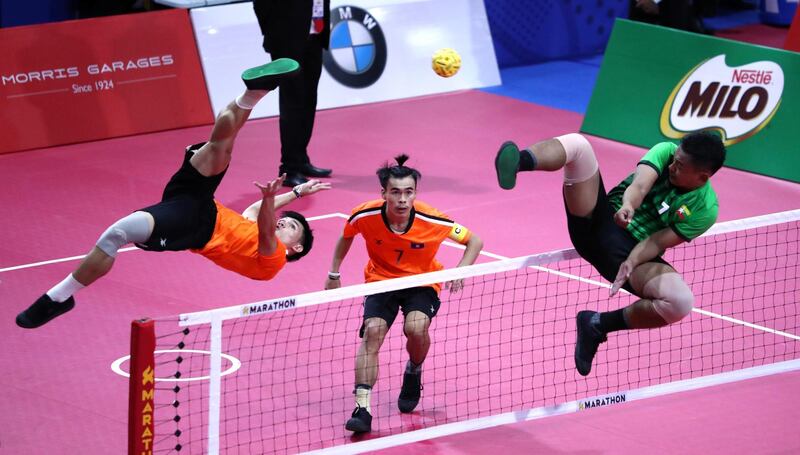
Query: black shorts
135,143,227,252
360,286,441,337
566,173,669,295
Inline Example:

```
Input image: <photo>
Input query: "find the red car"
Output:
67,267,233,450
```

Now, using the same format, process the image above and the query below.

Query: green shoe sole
242,58,300,81
495,141,520,190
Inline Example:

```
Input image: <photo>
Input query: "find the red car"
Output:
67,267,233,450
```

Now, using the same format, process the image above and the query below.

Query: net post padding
128,318,155,455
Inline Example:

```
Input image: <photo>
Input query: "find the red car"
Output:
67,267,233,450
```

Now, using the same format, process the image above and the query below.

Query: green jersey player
493,131,726,376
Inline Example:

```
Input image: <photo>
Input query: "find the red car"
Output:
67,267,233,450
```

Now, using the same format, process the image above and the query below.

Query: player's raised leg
190,58,301,177
495,134,600,217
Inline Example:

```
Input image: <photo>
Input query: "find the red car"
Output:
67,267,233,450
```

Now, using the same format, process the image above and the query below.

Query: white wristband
328,272,341,279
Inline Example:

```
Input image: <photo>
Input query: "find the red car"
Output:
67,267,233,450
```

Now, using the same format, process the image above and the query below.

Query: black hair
281,210,313,262
680,131,726,175
376,154,421,189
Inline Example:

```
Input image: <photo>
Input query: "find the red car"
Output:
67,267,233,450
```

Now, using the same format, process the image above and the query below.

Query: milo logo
660,55,784,145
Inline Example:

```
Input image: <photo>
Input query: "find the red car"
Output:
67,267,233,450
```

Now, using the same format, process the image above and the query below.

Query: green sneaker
495,141,520,190
241,58,301,91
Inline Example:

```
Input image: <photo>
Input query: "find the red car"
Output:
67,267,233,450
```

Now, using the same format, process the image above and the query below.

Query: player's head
377,154,421,216
670,132,727,190
276,211,313,262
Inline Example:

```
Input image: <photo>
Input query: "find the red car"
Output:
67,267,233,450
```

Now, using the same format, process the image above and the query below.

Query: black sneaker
398,372,422,413
495,141,520,190
241,58,301,91
574,310,607,376
345,406,372,433
16,294,75,329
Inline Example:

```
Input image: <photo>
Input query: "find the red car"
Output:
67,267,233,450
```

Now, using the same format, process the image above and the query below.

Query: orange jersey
343,199,472,292
191,201,287,280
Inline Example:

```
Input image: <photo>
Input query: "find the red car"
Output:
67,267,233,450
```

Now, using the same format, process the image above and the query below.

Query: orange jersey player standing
325,154,483,433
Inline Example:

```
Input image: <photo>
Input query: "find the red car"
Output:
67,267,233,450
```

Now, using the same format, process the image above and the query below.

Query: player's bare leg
398,311,430,413
347,317,388,433
191,58,301,177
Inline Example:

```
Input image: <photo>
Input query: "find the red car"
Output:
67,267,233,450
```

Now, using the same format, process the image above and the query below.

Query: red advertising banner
0,9,213,154
786,6,800,53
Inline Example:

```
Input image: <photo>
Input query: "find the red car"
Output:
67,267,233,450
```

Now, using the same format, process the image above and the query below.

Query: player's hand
325,277,341,290
254,174,286,198
445,279,464,293
296,179,332,197
610,260,633,297
614,206,634,229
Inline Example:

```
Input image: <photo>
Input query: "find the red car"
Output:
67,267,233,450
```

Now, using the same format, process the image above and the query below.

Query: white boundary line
0,212,344,273
109,349,242,382
302,358,800,455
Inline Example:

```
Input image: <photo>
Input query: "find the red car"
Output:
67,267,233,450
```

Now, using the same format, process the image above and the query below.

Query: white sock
235,89,268,110
46,274,84,303
405,359,422,374
355,387,371,413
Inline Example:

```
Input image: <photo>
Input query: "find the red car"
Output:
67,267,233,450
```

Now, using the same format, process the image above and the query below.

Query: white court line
0,212,343,273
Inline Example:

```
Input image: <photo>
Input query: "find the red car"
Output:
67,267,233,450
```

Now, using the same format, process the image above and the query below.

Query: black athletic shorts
359,286,441,337
135,143,227,252
566,173,669,295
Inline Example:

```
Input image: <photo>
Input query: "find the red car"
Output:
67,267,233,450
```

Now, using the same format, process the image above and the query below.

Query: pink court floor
2,90,799,454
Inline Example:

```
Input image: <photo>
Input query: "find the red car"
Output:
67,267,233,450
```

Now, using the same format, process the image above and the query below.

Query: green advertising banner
582,19,800,183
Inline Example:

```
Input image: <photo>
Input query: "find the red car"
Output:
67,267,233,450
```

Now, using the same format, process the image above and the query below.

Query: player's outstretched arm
253,174,285,256
610,228,684,296
325,235,355,290
243,179,332,220
614,164,659,228
447,233,483,293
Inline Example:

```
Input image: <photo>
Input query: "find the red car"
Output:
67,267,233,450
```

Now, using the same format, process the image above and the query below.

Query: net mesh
143,211,799,454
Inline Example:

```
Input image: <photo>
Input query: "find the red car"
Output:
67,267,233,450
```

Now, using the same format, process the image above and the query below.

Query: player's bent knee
96,212,153,257
646,273,694,324
554,133,598,184
403,323,428,340
362,320,388,341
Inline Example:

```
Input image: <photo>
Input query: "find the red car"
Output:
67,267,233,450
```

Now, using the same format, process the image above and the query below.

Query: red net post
128,318,155,455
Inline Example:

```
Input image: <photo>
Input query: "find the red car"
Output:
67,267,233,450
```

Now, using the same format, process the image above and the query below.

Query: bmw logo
323,5,387,88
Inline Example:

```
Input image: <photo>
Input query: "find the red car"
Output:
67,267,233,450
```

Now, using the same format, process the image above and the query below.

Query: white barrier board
191,0,501,118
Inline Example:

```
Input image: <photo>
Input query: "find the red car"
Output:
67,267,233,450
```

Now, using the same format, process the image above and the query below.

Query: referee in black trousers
254,0,333,187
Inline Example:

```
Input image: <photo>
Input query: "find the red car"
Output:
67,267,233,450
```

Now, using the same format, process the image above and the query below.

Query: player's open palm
298,179,332,196
446,279,465,293
254,174,286,198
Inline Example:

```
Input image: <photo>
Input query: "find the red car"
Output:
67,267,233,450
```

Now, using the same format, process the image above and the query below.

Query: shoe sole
398,399,419,413
241,58,301,88
16,299,75,329
495,141,519,190
345,419,371,433
574,311,596,377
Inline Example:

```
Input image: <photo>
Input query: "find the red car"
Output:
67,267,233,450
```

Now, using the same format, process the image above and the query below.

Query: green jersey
607,142,718,242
